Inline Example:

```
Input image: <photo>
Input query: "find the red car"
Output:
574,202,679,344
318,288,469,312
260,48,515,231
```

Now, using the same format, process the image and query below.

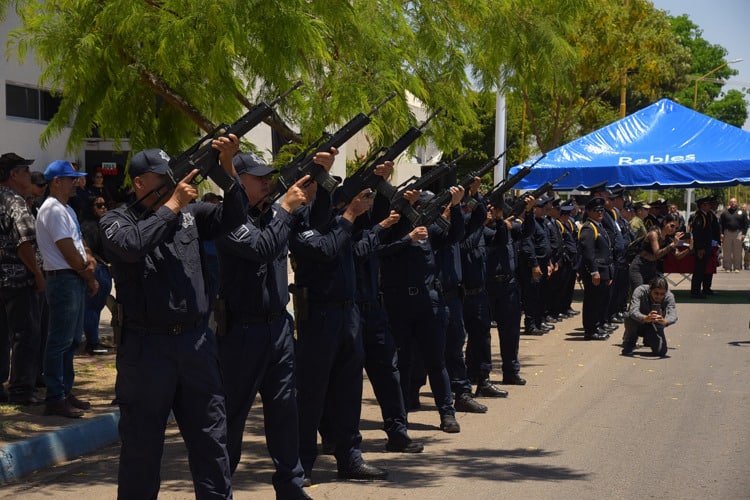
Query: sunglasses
94,203,107,208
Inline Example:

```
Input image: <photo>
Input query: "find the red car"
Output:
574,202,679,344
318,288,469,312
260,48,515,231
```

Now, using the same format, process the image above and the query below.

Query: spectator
36,160,98,418
628,214,688,291
67,161,90,218
621,276,676,357
0,152,45,405
80,196,112,355
27,170,49,389
719,197,747,272
85,171,114,208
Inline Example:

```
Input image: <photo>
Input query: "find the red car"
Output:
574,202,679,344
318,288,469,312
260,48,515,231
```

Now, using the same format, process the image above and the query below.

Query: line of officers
99,139,662,499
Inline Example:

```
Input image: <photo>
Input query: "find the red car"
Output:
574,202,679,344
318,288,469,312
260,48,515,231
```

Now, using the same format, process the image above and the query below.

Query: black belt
125,319,202,336
462,286,485,296
230,311,284,325
44,269,79,278
491,274,515,282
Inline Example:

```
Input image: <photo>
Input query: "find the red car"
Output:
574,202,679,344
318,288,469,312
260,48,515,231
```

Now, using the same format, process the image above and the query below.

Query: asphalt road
3,273,749,499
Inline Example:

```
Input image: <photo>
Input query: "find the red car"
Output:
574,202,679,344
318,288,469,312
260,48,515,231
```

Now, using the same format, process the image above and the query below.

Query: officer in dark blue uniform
543,197,565,323
606,187,632,324
555,199,580,317
378,187,465,433
289,180,388,484
100,138,246,500
347,166,425,453
484,195,536,384
216,152,321,499
690,196,713,298
519,195,553,335
578,196,614,340
459,184,508,398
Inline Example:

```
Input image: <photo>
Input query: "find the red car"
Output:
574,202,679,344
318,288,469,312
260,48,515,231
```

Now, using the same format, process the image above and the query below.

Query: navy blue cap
233,152,276,177
586,196,606,211
560,199,576,212
535,194,552,207
588,180,611,195
130,149,171,178
44,160,87,181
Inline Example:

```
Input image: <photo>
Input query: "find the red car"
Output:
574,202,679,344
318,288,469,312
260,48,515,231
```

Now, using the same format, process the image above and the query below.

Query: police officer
552,199,580,319
578,196,613,340
607,187,633,324
100,137,245,499
543,197,565,323
289,178,388,484
690,196,713,298
378,187,465,433
589,182,623,334
215,151,320,499
460,184,508,398
484,195,536,385
519,195,553,335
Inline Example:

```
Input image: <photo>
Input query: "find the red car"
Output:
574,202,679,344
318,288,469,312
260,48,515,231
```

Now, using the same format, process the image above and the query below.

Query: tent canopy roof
508,99,750,190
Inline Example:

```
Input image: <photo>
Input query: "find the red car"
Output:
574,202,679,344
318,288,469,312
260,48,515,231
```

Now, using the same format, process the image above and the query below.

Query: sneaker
735,269,742,273
454,392,488,413
440,414,461,433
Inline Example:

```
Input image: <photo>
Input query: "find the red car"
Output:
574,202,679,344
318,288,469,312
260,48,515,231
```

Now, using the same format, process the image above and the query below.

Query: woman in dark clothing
628,214,688,290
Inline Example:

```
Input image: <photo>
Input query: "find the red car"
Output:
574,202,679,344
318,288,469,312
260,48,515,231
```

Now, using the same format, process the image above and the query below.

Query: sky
651,0,750,130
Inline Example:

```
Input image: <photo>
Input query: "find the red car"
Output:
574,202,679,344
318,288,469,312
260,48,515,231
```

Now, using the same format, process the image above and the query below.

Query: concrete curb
0,410,120,484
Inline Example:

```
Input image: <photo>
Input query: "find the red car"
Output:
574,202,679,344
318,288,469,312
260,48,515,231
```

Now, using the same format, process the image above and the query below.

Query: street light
693,58,744,108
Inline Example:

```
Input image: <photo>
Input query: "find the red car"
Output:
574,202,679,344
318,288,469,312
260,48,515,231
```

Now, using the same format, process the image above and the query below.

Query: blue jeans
84,263,112,346
44,273,86,402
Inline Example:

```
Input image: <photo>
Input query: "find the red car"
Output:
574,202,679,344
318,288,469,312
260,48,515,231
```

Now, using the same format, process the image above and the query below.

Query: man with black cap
578,196,613,340
690,196,713,298
215,151,319,497
606,186,633,325
519,195,553,335
0,153,45,405
100,135,246,499
543,197,565,323
553,198,580,318
36,160,97,417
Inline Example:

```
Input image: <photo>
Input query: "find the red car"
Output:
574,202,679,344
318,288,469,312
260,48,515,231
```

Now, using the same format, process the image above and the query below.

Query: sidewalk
1,269,746,486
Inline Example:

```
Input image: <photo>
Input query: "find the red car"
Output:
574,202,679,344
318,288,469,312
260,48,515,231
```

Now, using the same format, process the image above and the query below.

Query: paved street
2,272,749,499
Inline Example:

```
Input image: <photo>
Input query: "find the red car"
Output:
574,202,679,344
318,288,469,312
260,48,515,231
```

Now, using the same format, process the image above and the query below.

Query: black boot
474,371,508,398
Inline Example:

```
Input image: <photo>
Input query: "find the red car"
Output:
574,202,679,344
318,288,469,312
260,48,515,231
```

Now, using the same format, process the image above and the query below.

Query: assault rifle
169,80,302,192
388,149,471,227
262,92,397,208
335,108,442,206
483,153,547,210
509,171,570,217
417,149,509,230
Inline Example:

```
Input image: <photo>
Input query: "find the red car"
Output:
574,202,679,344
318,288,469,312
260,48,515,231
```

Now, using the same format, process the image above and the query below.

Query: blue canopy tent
508,99,750,190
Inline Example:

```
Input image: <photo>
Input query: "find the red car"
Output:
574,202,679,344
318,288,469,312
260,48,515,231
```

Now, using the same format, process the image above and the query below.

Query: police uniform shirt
100,184,248,326
520,214,550,268
578,219,613,280
484,211,535,280
691,210,713,251
459,204,489,290
216,202,297,315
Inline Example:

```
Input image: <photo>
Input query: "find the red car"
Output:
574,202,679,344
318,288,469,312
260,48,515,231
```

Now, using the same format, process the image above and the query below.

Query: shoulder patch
104,221,120,240
300,230,315,240
231,225,251,240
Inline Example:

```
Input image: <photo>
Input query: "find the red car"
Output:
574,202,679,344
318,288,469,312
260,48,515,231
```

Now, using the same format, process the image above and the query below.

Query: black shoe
86,343,110,355
540,322,555,330
440,414,461,433
490,320,498,328
566,308,580,316
7,393,43,406
385,437,424,453
338,462,388,481
502,374,527,386
525,326,546,335
66,393,91,410
703,289,715,295
609,316,624,324
302,475,312,487
602,323,618,332
584,332,609,340
475,380,508,398
454,392,488,413
690,292,706,299
544,315,559,324
43,399,84,418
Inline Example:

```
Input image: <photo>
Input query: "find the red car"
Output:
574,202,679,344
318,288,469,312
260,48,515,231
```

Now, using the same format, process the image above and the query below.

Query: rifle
169,80,303,192
335,108,442,205
417,149,509,230
262,92,397,208
509,170,570,217
483,153,547,210
388,149,472,227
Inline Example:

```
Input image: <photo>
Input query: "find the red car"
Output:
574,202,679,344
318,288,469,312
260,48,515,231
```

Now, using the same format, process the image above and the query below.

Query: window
6,83,61,122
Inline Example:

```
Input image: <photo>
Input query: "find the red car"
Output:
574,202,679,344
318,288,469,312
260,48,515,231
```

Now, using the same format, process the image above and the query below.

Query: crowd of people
1,143,746,498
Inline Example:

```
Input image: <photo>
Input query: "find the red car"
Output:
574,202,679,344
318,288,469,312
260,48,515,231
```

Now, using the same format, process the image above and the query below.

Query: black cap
30,171,47,186
560,199,576,213
695,196,711,206
550,197,561,208
0,152,34,171
535,194,552,207
417,190,435,206
233,152,276,177
588,180,611,195
586,196,606,211
609,187,625,198
130,149,171,177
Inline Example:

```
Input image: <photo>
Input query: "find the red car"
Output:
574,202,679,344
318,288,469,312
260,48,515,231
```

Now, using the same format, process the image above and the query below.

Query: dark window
6,83,62,122
6,84,39,120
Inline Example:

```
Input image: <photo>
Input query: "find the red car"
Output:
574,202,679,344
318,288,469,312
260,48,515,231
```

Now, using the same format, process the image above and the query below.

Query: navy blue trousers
488,279,522,376
218,313,305,499
116,324,231,500
463,290,493,381
444,294,472,395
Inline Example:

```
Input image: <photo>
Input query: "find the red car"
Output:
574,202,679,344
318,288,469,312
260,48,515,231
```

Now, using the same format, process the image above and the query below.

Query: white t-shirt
36,197,87,271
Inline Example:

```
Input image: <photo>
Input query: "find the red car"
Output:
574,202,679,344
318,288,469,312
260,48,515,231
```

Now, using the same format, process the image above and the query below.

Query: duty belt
462,286,485,296
230,311,284,325
491,274,515,282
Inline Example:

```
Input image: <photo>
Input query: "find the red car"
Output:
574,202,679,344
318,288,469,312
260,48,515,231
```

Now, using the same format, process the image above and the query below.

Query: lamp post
693,58,744,108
